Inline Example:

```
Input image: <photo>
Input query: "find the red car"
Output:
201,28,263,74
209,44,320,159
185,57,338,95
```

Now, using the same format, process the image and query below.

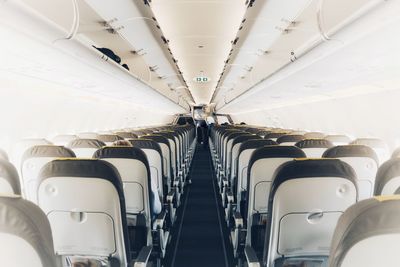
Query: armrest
166,190,175,203
133,245,153,267
154,210,167,229
233,212,243,228
244,246,261,267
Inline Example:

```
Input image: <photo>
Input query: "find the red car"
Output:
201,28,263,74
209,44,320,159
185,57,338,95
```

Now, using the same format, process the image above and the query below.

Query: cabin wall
230,89,400,149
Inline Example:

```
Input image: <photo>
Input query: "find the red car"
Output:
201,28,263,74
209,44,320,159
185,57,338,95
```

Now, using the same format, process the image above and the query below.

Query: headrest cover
351,138,386,148
329,197,400,266
264,132,289,139
0,195,59,266
0,159,20,194
114,132,138,139
97,135,123,143
295,139,333,149
271,159,356,198
232,135,261,147
325,135,351,144
39,159,122,191
248,146,306,172
225,132,247,140
238,139,278,154
67,139,105,149
277,135,305,144
304,132,325,139
128,139,162,155
93,147,148,165
22,145,76,163
374,158,400,195
142,135,170,147
323,145,379,163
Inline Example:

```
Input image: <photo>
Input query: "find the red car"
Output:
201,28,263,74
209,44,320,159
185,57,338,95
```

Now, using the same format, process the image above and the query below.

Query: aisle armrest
132,246,153,267
244,246,260,267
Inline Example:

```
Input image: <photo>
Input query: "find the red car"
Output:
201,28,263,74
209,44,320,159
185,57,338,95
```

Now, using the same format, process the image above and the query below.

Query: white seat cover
265,159,357,266
0,195,62,267
329,196,400,267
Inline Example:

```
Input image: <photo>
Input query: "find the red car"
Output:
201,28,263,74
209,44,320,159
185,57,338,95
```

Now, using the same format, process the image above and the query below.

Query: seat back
329,196,400,267
245,146,306,248
325,135,351,146
67,139,105,158
129,139,164,198
0,195,62,267
51,135,78,146
229,135,261,184
93,147,152,252
21,145,75,203
264,159,357,266
10,138,52,175
236,139,278,203
144,135,172,188
374,158,400,195
323,145,378,200
97,134,123,146
295,139,333,158
37,159,130,265
0,159,20,194
351,138,390,165
276,134,305,146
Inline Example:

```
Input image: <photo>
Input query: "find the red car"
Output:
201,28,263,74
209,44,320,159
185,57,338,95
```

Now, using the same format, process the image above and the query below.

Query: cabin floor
165,144,234,267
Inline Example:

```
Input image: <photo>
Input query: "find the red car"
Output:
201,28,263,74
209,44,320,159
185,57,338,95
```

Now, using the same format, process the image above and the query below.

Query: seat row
0,124,196,266
209,124,400,267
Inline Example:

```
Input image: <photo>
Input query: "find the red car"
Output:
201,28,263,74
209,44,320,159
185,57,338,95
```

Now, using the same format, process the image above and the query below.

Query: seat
93,147,169,260
258,159,357,267
67,139,105,157
51,134,78,146
0,195,62,267
374,158,400,195
129,139,167,207
328,196,400,267
350,138,390,165
0,159,20,194
143,135,174,194
325,135,351,146
295,139,333,158
37,159,146,266
234,146,305,261
97,134,124,145
21,145,76,203
10,138,52,175
323,145,378,200
276,134,305,146
228,135,261,189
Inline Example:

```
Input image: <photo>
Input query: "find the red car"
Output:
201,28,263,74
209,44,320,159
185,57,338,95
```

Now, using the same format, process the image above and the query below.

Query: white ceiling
150,0,248,104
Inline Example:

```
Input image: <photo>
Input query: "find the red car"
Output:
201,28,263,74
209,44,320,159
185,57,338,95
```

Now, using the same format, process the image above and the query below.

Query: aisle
165,144,234,267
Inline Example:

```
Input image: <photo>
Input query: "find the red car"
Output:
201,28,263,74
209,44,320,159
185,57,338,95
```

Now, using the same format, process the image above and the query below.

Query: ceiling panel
151,0,248,103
